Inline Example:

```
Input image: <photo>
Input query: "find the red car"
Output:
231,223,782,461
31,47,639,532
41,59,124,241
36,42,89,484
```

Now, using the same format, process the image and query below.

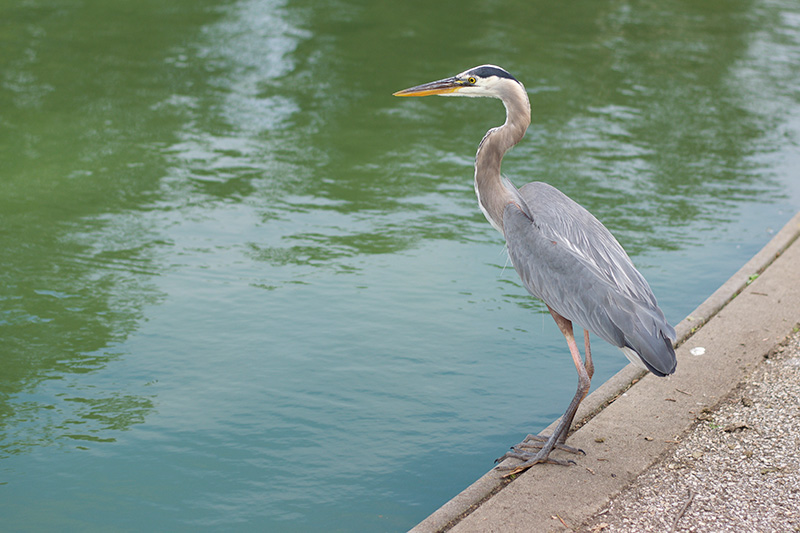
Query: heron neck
474,88,531,233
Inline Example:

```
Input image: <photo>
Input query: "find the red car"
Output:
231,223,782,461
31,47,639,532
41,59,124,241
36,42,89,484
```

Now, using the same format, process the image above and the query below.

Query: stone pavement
582,328,800,532
411,210,800,533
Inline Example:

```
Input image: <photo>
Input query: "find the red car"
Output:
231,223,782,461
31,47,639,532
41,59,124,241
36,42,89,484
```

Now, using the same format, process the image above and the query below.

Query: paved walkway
412,211,800,533
583,328,800,532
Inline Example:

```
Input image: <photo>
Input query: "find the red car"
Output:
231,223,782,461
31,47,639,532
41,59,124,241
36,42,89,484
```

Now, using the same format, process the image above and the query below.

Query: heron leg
496,308,592,473
554,329,593,445
584,329,594,380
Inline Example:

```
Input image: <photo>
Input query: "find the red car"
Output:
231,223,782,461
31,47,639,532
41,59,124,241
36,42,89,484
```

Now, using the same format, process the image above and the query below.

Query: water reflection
0,1,224,456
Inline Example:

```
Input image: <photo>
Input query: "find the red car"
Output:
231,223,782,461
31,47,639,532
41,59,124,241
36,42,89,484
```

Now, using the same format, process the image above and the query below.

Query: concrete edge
410,210,800,533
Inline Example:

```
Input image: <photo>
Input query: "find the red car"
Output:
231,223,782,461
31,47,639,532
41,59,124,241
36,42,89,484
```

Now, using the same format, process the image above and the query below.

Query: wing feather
502,184,676,376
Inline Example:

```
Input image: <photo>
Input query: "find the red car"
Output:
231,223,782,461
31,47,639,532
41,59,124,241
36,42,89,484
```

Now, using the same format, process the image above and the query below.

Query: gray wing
503,182,676,376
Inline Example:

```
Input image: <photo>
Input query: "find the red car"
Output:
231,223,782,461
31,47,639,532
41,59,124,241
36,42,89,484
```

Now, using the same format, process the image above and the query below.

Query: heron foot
495,448,576,476
494,433,581,475
513,433,585,455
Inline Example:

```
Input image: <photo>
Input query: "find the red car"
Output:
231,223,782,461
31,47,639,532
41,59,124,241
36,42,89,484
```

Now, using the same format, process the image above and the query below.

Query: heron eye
468,77,477,84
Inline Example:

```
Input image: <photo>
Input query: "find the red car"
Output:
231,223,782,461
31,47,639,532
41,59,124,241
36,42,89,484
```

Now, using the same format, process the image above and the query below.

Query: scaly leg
496,308,592,472
584,329,594,380
554,329,593,445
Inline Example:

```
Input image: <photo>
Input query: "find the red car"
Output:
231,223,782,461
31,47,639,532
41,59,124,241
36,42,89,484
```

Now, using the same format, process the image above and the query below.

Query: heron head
393,65,522,99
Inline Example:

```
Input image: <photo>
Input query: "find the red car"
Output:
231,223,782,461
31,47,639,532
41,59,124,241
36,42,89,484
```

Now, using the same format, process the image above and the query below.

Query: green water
2,0,799,530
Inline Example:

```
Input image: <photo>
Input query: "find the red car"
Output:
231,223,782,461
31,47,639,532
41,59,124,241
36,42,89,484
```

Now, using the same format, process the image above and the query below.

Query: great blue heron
394,65,676,472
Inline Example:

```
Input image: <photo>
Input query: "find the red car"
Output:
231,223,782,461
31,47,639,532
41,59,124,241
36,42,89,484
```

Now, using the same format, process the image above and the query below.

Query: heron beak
393,76,461,97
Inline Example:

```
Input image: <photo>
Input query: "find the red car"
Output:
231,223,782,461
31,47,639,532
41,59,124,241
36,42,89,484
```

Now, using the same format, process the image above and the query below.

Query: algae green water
2,0,799,530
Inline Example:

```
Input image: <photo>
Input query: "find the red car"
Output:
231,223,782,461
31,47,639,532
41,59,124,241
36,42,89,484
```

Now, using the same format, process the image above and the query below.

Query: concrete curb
411,210,800,533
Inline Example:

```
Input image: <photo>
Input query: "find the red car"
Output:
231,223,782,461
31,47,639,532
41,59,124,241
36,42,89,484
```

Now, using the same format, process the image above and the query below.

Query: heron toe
514,433,585,455
496,448,577,475
494,431,582,474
